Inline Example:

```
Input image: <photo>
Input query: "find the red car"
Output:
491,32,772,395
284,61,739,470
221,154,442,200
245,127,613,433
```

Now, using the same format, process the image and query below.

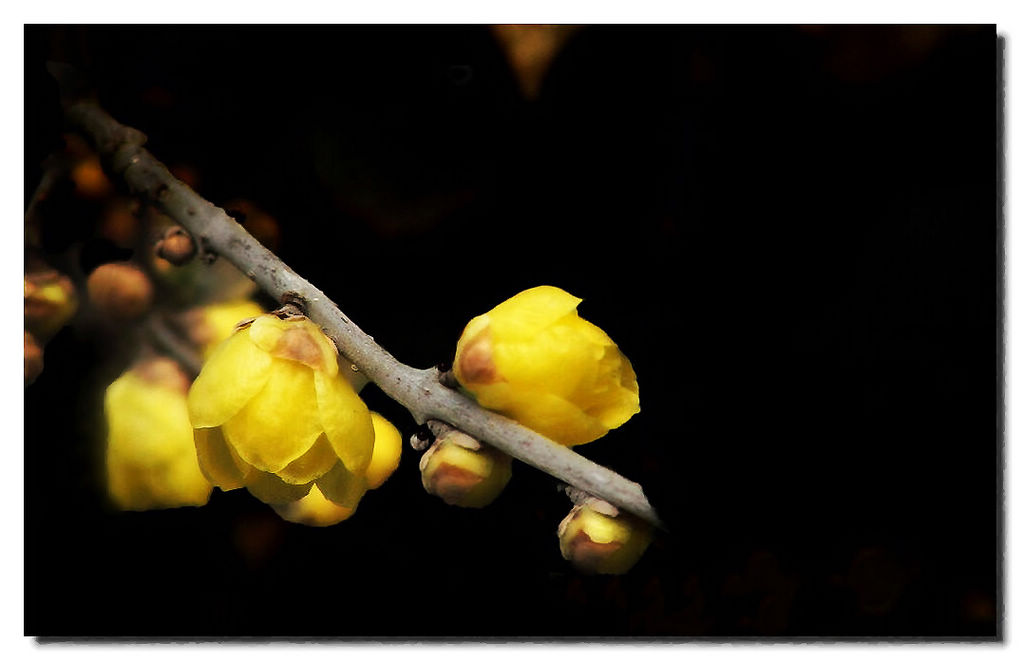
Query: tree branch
55,83,663,529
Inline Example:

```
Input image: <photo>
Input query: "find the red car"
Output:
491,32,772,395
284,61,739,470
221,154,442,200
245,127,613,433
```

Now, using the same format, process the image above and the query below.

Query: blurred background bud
70,155,113,200
155,225,197,265
105,357,212,511
223,199,281,252
87,262,154,320
97,198,142,248
183,299,264,359
24,331,43,385
558,502,652,575
419,430,512,508
491,25,579,99
24,269,78,340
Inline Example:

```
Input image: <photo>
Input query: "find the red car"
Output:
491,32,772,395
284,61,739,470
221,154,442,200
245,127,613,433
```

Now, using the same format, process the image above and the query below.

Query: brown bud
25,331,43,385
24,269,78,340
155,226,197,265
70,156,113,200
98,198,141,247
86,263,154,320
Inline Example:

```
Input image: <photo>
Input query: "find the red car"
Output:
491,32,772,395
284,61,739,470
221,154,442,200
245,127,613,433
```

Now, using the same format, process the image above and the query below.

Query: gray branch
57,88,662,529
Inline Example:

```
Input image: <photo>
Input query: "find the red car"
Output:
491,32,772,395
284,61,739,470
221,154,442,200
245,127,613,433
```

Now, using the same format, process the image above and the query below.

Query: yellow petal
276,434,338,485
193,426,254,490
272,485,356,527
249,314,338,377
315,461,367,508
486,285,583,339
365,412,402,489
221,358,323,472
314,371,374,473
187,328,272,428
244,470,313,504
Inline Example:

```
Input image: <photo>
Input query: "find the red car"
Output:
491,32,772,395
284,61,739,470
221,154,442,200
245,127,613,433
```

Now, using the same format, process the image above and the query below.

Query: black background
24,25,998,638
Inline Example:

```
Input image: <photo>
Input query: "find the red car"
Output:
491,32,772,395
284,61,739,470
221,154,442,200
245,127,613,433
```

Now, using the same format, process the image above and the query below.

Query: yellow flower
557,503,653,575
105,358,212,510
273,412,403,526
187,313,379,506
186,299,265,359
454,285,639,446
420,430,512,508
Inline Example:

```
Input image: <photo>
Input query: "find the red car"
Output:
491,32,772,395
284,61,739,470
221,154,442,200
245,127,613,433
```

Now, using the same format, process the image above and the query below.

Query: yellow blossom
188,312,379,507
557,503,652,575
105,358,212,510
454,285,639,446
273,412,402,526
420,430,512,508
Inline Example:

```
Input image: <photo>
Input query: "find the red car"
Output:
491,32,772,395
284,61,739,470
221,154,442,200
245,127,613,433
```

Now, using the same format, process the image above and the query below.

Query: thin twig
53,79,662,529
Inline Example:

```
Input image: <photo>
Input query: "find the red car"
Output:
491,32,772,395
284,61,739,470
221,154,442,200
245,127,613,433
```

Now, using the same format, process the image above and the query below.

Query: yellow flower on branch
454,285,639,446
188,312,393,508
105,358,212,511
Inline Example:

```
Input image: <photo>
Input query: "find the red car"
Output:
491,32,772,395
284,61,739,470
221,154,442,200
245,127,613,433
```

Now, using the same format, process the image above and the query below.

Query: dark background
24,25,998,638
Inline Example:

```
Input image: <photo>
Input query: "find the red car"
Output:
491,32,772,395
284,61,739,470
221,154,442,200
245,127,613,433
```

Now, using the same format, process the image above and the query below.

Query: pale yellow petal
272,485,356,527
487,285,583,339
315,461,367,508
193,426,253,490
221,358,323,472
365,412,402,489
314,371,374,473
276,434,338,485
244,470,313,504
187,328,272,428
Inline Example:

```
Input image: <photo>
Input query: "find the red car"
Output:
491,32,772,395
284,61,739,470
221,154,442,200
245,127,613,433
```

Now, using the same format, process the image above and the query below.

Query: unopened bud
155,226,197,265
87,262,154,320
24,331,43,385
24,270,78,340
420,430,512,508
558,502,653,575
70,156,113,200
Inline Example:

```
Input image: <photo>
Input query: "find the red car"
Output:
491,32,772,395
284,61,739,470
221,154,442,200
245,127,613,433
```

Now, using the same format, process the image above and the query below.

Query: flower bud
155,226,197,265
24,331,43,385
98,198,141,247
24,269,78,340
87,262,154,320
105,358,212,510
454,285,639,447
70,155,113,200
558,502,653,575
420,430,512,508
